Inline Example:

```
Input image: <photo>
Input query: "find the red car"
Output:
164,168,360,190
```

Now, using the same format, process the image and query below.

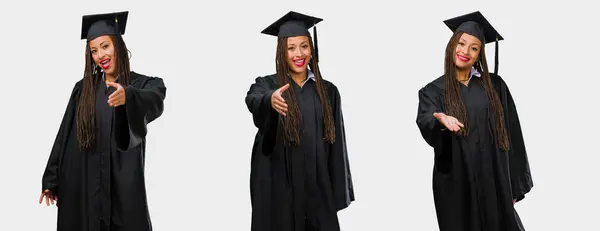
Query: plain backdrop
1,0,598,230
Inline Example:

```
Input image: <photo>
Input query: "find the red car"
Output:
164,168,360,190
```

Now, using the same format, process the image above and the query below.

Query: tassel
313,25,319,63
114,15,127,84
494,36,499,76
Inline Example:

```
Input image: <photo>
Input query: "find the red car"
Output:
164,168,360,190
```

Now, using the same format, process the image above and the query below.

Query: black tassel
313,25,319,63
114,16,127,84
494,37,499,76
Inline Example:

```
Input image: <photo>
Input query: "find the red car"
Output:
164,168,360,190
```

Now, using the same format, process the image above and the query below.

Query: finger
448,123,460,131
106,81,122,89
447,124,456,131
274,93,286,103
274,101,288,109
274,104,288,113
279,83,290,93
108,90,123,100
39,193,44,204
275,108,286,116
46,195,50,206
456,121,464,127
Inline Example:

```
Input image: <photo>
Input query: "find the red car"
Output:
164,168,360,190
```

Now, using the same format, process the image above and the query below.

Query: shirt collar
101,72,120,82
302,70,315,84
468,67,481,81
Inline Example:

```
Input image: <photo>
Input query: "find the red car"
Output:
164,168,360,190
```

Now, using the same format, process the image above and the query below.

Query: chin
104,68,117,76
290,66,307,74
454,61,472,70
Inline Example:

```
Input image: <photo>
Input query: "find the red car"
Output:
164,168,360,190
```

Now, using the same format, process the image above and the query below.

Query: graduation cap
81,11,128,41
443,11,503,75
261,11,323,63
80,11,129,76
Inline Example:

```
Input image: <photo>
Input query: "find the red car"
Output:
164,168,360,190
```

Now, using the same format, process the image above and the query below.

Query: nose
97,49,107,61
461,46,470,56
294,47,303,57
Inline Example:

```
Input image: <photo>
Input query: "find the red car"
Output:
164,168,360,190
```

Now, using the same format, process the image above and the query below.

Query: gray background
1,0,598,230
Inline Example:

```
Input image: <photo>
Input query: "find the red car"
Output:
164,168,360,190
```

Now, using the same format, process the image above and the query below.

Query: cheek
303,46,311,56
471,51,480,64
452,49,459,63
92,54,101,65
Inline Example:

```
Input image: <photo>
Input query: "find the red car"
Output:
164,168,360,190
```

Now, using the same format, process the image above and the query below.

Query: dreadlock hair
76,35,131,150
443,31,510,151
275,36,335,146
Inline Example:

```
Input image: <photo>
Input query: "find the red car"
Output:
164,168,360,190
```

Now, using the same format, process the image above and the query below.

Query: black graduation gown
245,74,354,231
41,72,166,231
416,74,533,231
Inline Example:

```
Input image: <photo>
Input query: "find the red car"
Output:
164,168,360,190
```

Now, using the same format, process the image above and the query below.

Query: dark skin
39,35,128,207
270,35,312,117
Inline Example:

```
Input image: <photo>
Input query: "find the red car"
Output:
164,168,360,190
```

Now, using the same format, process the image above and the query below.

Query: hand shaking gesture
433,112,464,132
106,82,126,107
271,84,290,116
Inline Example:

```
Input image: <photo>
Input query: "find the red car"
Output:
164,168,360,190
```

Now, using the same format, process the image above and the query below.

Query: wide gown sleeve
41,82,81,194
416,85,446,147
497,77,533,202
245,76,279,154
115,76,166,151
328,85,355,211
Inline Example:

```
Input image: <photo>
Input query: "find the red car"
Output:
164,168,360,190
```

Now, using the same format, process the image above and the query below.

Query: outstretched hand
433,112,464,132
107,82,126,107
271,84,290,116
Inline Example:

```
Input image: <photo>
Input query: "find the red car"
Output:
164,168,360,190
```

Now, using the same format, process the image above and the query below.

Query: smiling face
453,33,482,70
88,35,117,76
285,35,312,75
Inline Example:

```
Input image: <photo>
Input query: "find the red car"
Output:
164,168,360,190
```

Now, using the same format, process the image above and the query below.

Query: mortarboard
262,11,323,63
81,11,128,41
444,11,503,75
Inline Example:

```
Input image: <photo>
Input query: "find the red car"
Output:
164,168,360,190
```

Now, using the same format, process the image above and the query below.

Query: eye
91,50,97,54
302,44,309,49
288,47,294,51
103,44,109,49
472,47,478,52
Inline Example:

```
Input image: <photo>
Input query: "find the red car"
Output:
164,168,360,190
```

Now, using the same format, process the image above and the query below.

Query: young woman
39,11,166,231
416,11,533,231
245,11,354,231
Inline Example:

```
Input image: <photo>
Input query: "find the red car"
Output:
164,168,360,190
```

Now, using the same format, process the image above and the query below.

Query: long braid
274,36,336,146
443,31,510,151
478,49,510,151
276,37,303,146
443,32,469,136
76,45,99,150
76,35,131,150
308,38,335,144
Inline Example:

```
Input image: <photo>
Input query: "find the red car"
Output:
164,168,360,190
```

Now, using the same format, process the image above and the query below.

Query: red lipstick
293,58,306,67
456,54,470,62
100,58,111,69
